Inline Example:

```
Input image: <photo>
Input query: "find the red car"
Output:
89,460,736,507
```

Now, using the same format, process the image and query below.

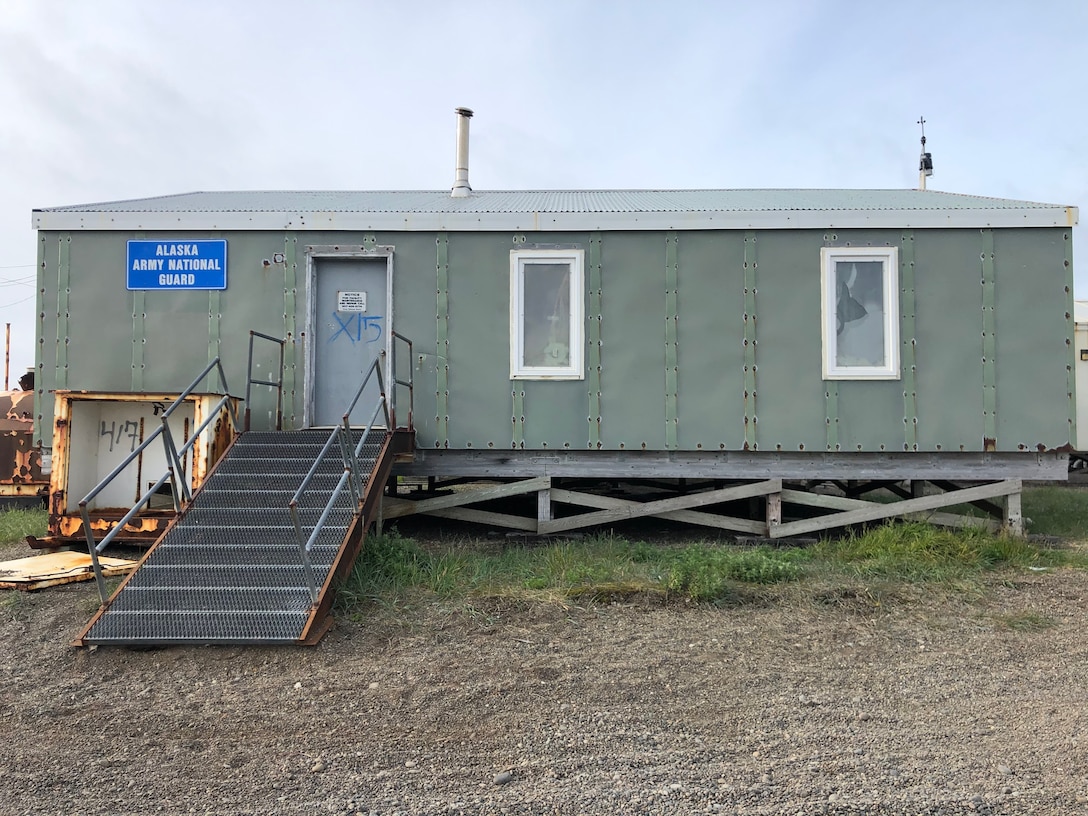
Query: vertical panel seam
825,382,839,451
512,387,524,448
981,229,997,449
588,232,602,449
743,231,757,451
664,232,679,450
56,234,71,390
436,233,449,448
129,232,144,392
901,231,917,451
208,291,221,365
283,233,298,426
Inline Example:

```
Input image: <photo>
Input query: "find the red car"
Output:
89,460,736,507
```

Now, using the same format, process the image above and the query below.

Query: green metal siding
912,229,985,450
443,233,512,448
597,232,667,449
34,223,1075,455
673,231,746,451
992,228,1073,449
754,231,828,450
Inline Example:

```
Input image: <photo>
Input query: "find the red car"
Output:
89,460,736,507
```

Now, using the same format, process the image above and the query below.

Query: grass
994,611,1056,631
1023,485,1088,538
4,485,1085,620
0,507,47,545
335,498,1088,617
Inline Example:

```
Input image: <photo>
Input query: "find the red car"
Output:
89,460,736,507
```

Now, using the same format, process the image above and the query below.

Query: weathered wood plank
423,507,539,532
1005,490,1023,535
537,489,553,523
914,511,1000,532
395,450,1067,481
767,492,782,531
549,488,767,534
379,477,551,519
771,480,1021,538
929,480,1004,517
541,481,780,534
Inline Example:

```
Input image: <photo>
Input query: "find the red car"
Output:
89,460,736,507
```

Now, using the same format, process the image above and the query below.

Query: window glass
521,263,571,368
834,260,885,367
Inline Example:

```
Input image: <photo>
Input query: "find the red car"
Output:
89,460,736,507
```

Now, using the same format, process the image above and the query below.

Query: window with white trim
820,246,900,380
510,248,584,379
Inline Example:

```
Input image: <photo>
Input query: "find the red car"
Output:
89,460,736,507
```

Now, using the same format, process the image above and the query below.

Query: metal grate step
144,543,340,568
109,586,315,613
80,425,396,646
84,610,312,643
182,507,355,528
158,526,348,551
125,564,330,589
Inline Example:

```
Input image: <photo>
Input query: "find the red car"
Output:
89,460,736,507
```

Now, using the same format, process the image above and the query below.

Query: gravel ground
2,537,1087,816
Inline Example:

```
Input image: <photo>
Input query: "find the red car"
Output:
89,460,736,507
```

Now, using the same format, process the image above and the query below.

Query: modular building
26,108,1079,556
31,183,1077,543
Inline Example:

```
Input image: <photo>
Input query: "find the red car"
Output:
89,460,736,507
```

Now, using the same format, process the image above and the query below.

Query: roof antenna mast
917,116,934,191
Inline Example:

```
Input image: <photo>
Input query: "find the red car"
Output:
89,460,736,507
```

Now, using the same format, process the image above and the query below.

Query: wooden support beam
422,507,539,532
780,488,1000,532
772,480,1021,538
396,449,1069,481
549,487,767,534
380,477,551,520
922,511,1000,532
537,488,553,524
541,480,781,535
767,491,782,532
1005,490,1023,535
929,480,1004,518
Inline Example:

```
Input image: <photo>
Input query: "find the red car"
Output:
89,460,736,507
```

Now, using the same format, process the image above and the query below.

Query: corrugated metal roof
35,188,1073,214
33,189,1079,232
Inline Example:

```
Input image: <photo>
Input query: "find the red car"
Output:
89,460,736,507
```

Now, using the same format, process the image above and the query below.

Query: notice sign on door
127,240,228,290
337,291,367,312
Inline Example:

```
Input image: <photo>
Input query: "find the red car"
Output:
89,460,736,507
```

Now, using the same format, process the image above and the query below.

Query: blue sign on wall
127,240,228,290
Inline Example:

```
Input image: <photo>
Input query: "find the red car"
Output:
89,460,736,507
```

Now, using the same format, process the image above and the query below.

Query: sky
0,0,1085,384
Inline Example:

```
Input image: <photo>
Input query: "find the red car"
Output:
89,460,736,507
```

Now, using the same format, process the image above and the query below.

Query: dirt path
2,538,1087,815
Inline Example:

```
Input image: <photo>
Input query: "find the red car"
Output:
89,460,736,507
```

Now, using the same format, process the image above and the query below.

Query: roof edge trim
32,207,1079,232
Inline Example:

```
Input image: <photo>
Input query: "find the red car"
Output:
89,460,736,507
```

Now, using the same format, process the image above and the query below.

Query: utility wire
0,294,37,308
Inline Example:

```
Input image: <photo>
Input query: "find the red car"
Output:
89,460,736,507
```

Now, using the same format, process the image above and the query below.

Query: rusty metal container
40,391,238,546
0,390,46,505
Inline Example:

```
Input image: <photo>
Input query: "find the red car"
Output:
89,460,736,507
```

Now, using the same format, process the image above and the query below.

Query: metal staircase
73,331,415,647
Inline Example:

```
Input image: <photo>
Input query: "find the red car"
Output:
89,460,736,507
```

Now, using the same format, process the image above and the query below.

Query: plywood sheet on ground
0,552,135,591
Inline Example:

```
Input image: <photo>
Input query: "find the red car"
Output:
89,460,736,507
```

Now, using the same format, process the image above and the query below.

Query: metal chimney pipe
451,107,473,198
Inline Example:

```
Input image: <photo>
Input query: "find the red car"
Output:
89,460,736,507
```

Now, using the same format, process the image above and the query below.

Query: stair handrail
79,356,240,603
287,354,388,603
389,331,414,431
244,330,286,431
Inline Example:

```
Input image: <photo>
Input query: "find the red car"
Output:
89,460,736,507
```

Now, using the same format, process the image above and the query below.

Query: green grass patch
335,531,808,614
994,610,1055,631
655,546,804,603
335,517,1088,617
808,521,1083,584
0,507,46,545
1023,486,1088,539
1,591,26,620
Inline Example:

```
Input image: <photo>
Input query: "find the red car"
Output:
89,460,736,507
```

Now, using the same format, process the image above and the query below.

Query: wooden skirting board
382,477,1024,537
